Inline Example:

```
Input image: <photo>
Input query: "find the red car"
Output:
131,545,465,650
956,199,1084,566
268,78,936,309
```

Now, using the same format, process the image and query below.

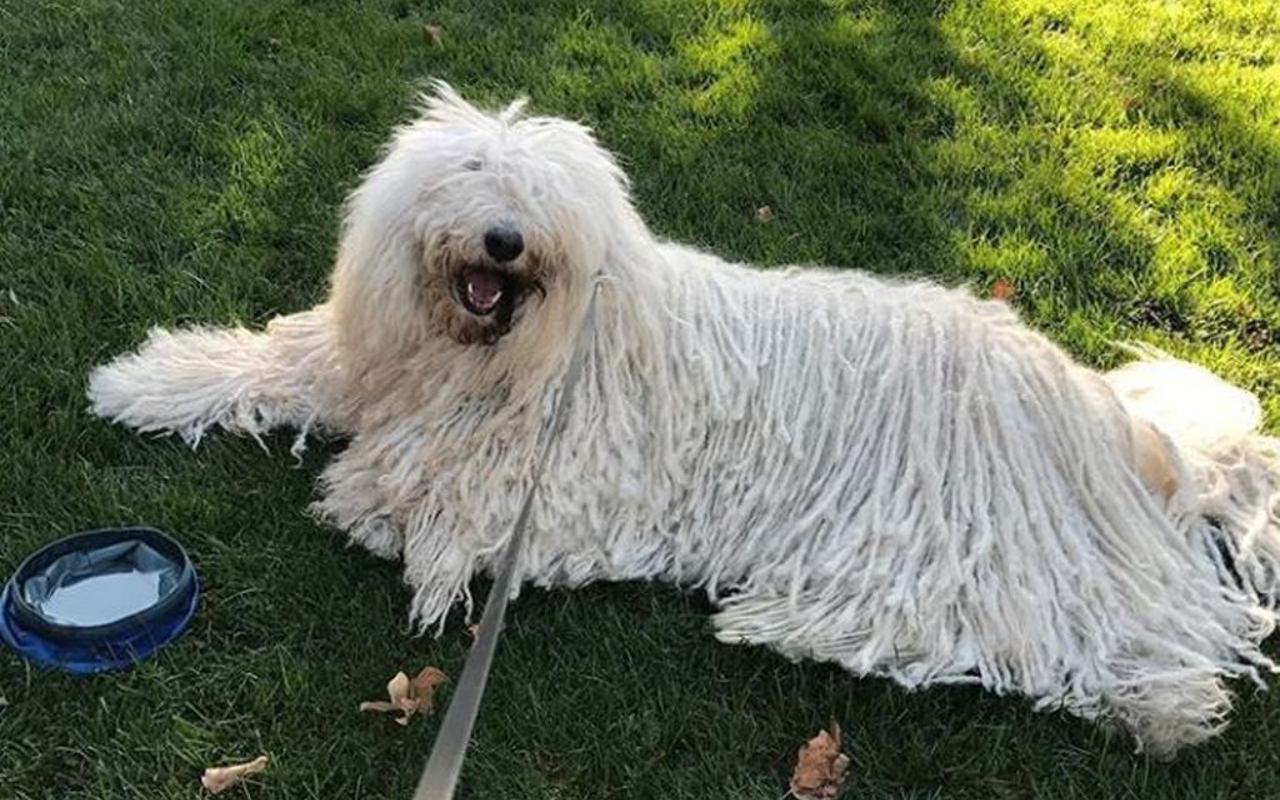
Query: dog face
330,83,634,353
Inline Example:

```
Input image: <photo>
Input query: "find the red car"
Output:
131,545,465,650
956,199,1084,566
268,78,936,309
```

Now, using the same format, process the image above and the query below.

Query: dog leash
411,289,598,800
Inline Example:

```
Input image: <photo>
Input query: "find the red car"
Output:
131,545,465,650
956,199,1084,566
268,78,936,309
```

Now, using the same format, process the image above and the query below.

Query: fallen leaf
790,723,850,800
202,756,268,795
466,624,480,640
423,24,444,46
360,666,449,726
409,666,449,711
360,671,411,722
755,205,774,223
991,279,1014,301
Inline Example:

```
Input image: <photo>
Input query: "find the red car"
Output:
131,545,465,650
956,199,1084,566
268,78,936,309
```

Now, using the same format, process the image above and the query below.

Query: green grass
2,0,1279,797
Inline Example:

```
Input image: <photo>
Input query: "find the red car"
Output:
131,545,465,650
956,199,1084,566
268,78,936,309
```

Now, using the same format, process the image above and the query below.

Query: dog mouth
457,266,509,316
451,263,545,344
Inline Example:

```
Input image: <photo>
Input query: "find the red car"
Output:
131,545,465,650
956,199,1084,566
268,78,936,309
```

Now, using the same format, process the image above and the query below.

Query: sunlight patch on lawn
205,114,292,241
681,15,774,120
922,0,1279,369
549,18,664,106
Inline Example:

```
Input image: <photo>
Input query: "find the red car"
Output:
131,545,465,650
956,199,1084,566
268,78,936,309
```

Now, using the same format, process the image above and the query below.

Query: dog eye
462,158,483,172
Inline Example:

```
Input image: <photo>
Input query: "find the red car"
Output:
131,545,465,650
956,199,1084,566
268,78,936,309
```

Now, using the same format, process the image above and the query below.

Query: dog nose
484,227,524,262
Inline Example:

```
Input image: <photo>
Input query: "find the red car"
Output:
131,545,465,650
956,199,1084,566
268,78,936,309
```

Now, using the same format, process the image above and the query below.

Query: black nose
484,227,524,262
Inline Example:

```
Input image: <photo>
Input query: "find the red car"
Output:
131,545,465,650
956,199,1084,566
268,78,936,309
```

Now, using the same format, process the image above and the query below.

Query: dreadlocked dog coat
89,85,1280,756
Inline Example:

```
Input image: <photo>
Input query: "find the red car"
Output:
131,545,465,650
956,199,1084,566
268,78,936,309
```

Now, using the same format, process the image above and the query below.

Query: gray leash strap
411,291,598,800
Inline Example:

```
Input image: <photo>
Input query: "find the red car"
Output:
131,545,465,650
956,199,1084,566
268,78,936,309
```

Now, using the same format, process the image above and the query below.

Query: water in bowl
21,540,180,628
40,568,164,626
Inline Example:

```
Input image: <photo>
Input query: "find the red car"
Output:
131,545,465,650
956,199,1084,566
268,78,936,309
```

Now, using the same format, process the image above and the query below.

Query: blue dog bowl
0,527,199,674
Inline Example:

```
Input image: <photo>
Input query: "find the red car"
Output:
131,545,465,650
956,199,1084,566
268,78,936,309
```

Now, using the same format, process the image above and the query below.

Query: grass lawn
3,0,1280,797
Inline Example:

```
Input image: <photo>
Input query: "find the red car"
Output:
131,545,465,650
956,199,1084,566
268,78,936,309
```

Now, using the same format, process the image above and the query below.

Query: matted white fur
89,84,1280,756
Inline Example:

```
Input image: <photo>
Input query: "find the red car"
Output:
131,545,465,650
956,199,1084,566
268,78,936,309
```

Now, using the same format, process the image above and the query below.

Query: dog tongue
465,269,503,312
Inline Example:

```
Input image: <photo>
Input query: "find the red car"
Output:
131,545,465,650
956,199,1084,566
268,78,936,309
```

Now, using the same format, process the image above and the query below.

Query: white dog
90,83,1280,756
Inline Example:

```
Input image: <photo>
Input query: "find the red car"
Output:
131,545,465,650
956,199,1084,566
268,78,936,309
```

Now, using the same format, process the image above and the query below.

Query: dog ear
327,167,432,368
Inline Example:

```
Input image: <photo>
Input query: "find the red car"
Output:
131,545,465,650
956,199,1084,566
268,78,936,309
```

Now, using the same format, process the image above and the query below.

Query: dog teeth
467,281,501,310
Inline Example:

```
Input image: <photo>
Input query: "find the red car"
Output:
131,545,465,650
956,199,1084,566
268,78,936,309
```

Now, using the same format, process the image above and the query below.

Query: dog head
329,82,639,358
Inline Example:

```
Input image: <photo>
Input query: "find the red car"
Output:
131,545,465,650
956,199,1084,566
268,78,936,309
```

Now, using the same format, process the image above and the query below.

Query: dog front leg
315,457,477,633
88,305,338,448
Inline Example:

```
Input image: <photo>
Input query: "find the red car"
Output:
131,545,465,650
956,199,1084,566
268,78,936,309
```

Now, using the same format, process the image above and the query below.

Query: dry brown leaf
789,723,850,800
755,205,774,223
360,666,449,726
409,666,449,713
360,670,413,725
201,756,268,795
423,24,444,46
466,624,480,640
991,279,1014,301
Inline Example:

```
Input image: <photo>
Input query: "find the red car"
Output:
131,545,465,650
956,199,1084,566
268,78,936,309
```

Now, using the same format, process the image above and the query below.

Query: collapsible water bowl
0,527,199,674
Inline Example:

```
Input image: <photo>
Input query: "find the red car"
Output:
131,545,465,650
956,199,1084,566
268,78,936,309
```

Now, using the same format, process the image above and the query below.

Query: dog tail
1106,346,1280,604
1107,348,1263,449
88,306,335,453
